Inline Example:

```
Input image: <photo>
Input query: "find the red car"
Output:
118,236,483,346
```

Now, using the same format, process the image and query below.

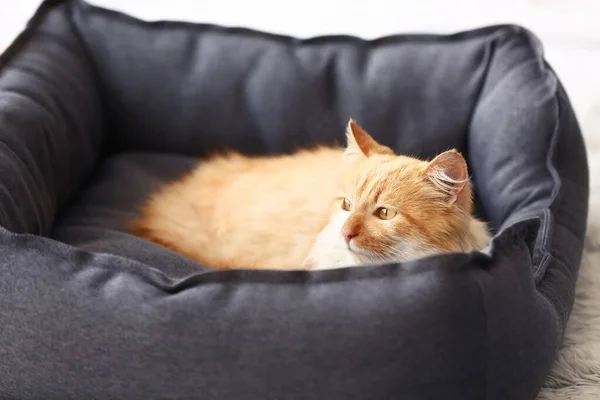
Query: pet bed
0,1,589,399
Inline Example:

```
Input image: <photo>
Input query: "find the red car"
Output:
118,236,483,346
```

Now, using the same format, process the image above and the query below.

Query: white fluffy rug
537,143,600,399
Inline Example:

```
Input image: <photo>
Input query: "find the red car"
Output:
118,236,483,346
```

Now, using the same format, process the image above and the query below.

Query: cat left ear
426,150,469,206
344,119,394,159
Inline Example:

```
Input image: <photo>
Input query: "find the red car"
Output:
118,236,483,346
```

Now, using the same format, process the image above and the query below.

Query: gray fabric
0,0,588,399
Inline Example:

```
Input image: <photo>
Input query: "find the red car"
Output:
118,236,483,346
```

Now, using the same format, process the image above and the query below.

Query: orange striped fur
131,120,490,270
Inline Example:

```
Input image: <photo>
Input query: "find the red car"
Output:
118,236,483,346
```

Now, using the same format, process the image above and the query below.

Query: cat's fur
131,120,490,270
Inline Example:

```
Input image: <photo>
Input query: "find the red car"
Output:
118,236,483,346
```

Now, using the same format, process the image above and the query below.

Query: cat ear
426,150,469,206
344,119,394,159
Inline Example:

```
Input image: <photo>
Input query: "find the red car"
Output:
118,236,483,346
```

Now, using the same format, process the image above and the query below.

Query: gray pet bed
0,1,589,399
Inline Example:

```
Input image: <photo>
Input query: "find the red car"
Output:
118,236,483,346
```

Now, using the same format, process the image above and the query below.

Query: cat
130,119,490,270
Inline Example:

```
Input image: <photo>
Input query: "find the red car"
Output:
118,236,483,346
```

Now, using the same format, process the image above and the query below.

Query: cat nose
342,228,358,244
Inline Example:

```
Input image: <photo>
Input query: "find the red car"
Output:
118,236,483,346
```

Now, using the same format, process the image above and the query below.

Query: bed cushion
0,0,589,399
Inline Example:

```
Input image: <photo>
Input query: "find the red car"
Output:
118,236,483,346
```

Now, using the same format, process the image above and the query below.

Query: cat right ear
344,119,394,159
425,150,469,206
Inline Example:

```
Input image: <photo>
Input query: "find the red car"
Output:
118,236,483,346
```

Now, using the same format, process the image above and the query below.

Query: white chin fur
303,211,358,270
303,212,439,270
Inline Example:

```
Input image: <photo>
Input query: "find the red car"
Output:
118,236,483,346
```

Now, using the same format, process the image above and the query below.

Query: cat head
331,119,478,264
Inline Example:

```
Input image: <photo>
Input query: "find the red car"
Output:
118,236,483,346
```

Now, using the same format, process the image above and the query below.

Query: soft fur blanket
538,131,600,399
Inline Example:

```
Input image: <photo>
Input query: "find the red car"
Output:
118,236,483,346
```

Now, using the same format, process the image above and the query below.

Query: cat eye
341,198,352,211
377,207,397,220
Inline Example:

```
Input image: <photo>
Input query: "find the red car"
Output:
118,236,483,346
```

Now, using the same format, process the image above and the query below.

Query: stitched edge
0,0,67,72
74,1,528,46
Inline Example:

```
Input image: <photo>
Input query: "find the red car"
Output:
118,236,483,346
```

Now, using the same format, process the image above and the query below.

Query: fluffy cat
131,119,490,270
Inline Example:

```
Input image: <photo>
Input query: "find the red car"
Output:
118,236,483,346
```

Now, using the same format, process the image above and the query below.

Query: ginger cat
131,120,490,270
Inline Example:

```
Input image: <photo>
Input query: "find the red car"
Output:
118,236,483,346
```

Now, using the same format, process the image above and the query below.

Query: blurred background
2,0,600,146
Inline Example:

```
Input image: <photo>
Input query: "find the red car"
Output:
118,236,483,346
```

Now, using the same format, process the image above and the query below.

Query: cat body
132,120,490,270
133,147,344,269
